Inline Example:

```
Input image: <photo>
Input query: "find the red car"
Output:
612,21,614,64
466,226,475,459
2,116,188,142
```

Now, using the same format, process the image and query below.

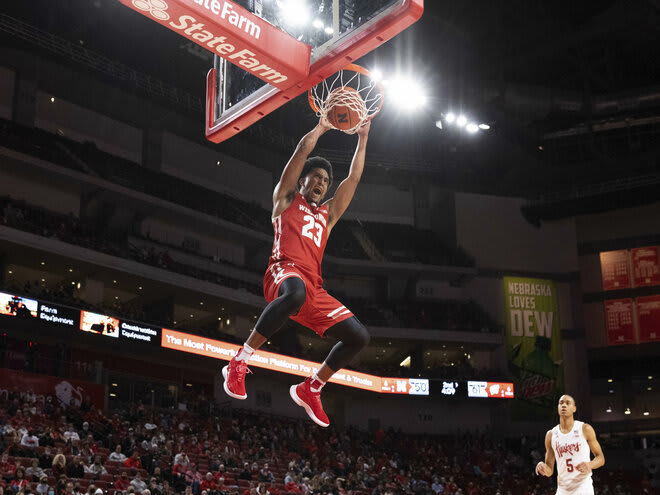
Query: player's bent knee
285,286,306,313
279,278,306,314
346,322,369,348
356,325,370,348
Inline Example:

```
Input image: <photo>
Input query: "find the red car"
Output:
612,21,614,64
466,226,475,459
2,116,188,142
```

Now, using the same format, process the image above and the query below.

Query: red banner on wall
605,299,636,345
0,369,105,410
600,250,632,291
636,295,660,343
632,246,660,287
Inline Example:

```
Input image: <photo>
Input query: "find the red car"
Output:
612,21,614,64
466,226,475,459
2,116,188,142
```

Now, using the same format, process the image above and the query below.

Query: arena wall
34,92,142,164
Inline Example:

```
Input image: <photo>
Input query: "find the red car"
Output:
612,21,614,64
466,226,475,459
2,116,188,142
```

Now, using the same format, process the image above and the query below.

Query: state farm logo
132,0,170,20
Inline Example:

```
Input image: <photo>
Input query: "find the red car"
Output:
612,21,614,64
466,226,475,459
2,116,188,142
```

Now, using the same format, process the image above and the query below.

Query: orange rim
308,63,385,120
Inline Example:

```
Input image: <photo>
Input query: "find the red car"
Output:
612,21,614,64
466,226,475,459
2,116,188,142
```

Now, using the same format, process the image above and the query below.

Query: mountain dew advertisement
504,277,563,419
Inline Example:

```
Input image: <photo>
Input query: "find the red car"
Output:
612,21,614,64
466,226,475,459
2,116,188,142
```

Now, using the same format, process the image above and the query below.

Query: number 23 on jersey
301,214,323,247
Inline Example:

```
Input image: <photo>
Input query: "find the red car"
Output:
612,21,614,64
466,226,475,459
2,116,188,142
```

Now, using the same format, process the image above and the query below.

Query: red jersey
270,192,329,285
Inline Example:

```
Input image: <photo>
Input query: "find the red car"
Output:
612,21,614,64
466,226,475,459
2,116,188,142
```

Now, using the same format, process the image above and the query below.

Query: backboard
206,0,424,143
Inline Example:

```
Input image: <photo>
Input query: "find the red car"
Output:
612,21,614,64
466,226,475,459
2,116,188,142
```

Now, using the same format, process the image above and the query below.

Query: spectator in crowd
38,447,53,469
130,473,147,493
11,467,29,492
148,477,162,495
173,452,190,469
239,463,252,481
52,454,67,478
35,474,51,495
64,425,81,443
109,445,127,463
267,481,279,495
20,428,39,450
258,464,273,483
184,463,202,495
79,422,93,440
85,456,108,478
114,472,131,492
124,452,143,472
25,458,46,481
67,456,86,479
199,473,216,495
0,453,17,479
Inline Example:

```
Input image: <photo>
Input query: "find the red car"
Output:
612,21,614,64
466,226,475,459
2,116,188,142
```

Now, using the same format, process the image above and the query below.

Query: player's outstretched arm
577,423,605,474
272,117,332,217
325,120,371,232
535,430,555,477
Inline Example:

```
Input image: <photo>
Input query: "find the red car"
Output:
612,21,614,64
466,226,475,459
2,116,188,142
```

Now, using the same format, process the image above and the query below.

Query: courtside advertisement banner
504,277,563,419
161,328,429,395
119,0,310,89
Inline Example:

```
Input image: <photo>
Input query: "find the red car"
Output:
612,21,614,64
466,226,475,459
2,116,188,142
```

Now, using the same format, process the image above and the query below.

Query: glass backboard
207,0,424,142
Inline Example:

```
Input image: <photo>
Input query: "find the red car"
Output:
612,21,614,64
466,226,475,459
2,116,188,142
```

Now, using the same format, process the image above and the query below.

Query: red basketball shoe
222,354,251,400
289,377,330,427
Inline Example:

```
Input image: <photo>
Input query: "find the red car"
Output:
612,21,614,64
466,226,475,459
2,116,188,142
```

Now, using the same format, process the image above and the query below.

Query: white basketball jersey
551,421,593,492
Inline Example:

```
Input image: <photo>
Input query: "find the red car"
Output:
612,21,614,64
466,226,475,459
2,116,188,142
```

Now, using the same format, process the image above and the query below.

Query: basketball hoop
308,64,384,134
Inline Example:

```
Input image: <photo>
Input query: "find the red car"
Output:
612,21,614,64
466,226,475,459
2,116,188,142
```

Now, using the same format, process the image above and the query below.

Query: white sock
236,343,255,362
310,373,326,392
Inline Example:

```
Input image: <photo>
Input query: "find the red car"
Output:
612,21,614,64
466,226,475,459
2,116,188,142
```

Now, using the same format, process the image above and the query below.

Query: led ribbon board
119,0,311,90
0,291,427,395
162,328,429,395
467,381,515,399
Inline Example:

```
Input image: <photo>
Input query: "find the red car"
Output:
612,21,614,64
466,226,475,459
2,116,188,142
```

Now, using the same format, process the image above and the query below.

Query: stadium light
605,405,612,413
399,355,411,367
312,19,323,29
435,120,443,129
324,26,334,34
479,123,490,130
456,115,467,127
466,122,479,134
624,407,631,415
445,112,456,123
388,78,426,110
281,0,309,26
370,68,383,82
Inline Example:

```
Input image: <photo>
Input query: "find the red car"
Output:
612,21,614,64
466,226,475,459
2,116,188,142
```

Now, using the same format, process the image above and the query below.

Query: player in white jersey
535,395,605,495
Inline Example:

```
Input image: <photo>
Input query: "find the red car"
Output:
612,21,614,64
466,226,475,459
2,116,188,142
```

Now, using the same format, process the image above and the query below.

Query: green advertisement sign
504,276,563,419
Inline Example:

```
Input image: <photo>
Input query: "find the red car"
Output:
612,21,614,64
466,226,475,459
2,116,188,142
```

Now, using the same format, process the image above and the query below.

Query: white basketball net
310,67,384,134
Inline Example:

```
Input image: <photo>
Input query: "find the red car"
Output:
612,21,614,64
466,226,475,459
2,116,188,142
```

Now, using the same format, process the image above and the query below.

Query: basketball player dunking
536,395,605,495
222,116,371,427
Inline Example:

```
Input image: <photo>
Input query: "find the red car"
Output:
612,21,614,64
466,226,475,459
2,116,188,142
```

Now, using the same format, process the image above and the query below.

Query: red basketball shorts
263,261,354,336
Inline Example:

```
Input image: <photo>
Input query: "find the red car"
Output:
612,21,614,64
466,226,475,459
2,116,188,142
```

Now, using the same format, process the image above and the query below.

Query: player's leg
289,316,369,427
222,277,306,399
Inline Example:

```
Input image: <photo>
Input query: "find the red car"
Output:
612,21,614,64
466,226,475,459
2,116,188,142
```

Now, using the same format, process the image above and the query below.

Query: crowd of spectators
0,390,650,495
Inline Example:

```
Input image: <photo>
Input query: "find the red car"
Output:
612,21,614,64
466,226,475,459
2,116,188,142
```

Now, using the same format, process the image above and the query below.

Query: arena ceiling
2,0,660,201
